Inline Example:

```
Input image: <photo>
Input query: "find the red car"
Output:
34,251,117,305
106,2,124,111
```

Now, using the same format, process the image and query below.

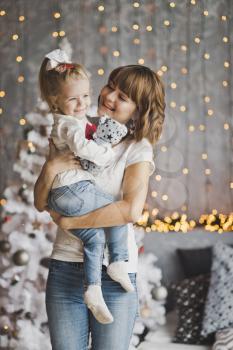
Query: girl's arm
49,161,151,229
34,142,81,212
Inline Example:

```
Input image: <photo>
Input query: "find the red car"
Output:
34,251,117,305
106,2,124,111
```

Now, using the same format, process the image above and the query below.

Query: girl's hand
46,139,81,176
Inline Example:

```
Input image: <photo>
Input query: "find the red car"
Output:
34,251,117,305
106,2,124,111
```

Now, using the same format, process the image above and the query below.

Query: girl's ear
49,96,59,112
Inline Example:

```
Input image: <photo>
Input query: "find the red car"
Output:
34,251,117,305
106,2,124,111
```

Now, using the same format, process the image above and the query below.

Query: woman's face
98,80,137,124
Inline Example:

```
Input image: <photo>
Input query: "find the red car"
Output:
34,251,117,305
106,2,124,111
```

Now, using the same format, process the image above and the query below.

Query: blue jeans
48,181,128,286
46,260,138,350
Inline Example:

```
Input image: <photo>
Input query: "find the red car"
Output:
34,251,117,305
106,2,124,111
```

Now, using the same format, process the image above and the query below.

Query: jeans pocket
49,186,84,216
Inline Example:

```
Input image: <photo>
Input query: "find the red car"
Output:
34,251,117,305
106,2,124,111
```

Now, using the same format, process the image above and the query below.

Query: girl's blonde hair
39,58,90,110
108,65,165,145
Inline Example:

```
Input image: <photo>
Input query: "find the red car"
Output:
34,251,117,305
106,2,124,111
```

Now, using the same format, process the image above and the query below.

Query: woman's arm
50,161,151,229
34,142,81,212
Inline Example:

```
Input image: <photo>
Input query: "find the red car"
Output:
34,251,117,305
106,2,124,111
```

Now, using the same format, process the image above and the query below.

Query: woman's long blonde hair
108,65,165,145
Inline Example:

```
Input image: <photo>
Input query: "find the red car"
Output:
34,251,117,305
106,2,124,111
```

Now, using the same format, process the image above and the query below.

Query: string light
0,91,6,98
222,80,228,87
221,15,227,21
59,31,65,37
113,50,120,57
138,58,144,65
133,2,140,8
207,109,214,116
162,195,168,201
189,125,195,132
98,68,104,75
155,175,162,181
222,36,228,43
111,26,118,32
0,198,7,206
194,37,200,44
180,45,187,52
17,75,24,83
190,0,196,5
199,124,206,131
224,123,229,130
170,82,177,89
170,2,176,8
205,168,211,175
133,38,140,45
0,10,6,16
16,56,23,62
180,105,186,112
164,20,170,26
132,23,140,30
19,15,25,21
146,25,153,31
203,10,209,16
161,65,168,72
170,101,176,108
19,118,26,125
181,67,188,74
98,5,105,12
204,53,210,60
53,12,61,19
202,153,208,160
183,168,189,174
151,191,158,198
204,96,210,103
52,32,59,38
161,146,167,152
230,183,233,189
12,34,19,40
0,108,3,114
224,61,230,68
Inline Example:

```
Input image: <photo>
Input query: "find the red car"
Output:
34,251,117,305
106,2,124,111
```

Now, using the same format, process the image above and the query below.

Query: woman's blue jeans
48,181,128,286
46,259,138,350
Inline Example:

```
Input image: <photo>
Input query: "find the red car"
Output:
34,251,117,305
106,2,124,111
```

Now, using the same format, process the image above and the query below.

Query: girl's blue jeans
46,259,138,350
48,181,128,286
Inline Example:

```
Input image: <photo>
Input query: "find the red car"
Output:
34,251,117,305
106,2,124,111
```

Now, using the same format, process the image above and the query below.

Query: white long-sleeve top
51,113,114,189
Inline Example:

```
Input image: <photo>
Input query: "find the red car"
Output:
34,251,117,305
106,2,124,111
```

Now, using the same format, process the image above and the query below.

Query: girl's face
54,78,91,118
98,80,137,124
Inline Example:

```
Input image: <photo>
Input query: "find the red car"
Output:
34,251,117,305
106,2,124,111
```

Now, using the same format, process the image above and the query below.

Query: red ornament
138,246,145,254
3,216,11,222
85,123,97,140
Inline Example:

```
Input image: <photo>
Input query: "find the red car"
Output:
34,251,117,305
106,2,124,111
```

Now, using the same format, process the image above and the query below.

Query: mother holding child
34,49,165,350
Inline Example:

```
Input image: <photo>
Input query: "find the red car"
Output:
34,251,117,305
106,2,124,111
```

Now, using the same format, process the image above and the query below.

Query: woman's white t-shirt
50,137,155,273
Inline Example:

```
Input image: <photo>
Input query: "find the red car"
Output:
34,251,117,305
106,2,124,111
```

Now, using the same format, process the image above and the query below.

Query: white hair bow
45,49,71,71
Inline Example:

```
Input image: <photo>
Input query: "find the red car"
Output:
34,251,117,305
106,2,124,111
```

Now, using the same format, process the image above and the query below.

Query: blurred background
0,1,232,349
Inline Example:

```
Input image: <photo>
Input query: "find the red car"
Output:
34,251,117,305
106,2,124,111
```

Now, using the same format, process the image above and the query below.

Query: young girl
39,49,134,324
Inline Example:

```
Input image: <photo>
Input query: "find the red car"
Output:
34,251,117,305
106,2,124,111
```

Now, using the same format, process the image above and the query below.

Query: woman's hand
46,139,81,176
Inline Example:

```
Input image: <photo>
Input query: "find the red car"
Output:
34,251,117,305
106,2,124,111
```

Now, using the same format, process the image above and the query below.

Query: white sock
84,285,114,324
107,261,135,292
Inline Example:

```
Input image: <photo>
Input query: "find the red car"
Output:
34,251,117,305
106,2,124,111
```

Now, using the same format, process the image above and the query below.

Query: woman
34,64,165,350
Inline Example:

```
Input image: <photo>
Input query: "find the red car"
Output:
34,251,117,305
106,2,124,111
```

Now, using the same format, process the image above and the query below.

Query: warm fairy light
52,32,59,37
170,2,176,7
12,34,19,40
161,65,168,72
19,118,26,125
171,82,177,89
205,168,211,175
16,56,23,62
189,125,195,132
152,208,159,216
190,0,196,4
202,153,208,160
164,20,170,26
207,109,214,116
151,191,158,198
0,10,6,16
161,146,167,152
0,198,7,206
0,108,3,114
224,61,230,68
54,12,61,18
204,53,210,60
180,45,187,52
133,2,140,8
224,123,229,130
98,5,105,12
146,25,153,31
132,23,140,30
222,80,228,87
183,168,189,175
230,183,233,189
212,209,218,215
98,68,104,75
181,205,187,211
137,211,149,226
162,195,168,201
157,70,163,77
204,96,210,103
170,101,176,108
181,67,188,74
113,50,120,57
203,10,209,16
111,26,118,32
221,15,227,21
19,15,25,21
17,75,24,83
133,38,140,44
180,105,186,112
199,124,205,131
0,91,6,97
223,36,228,43
138,58,145,65
59,31,65,37
194,37,200,44
155,175,161,181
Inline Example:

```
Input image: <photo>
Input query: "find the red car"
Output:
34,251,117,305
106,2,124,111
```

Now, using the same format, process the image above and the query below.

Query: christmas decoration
12,250,30,266
0,240,11,253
